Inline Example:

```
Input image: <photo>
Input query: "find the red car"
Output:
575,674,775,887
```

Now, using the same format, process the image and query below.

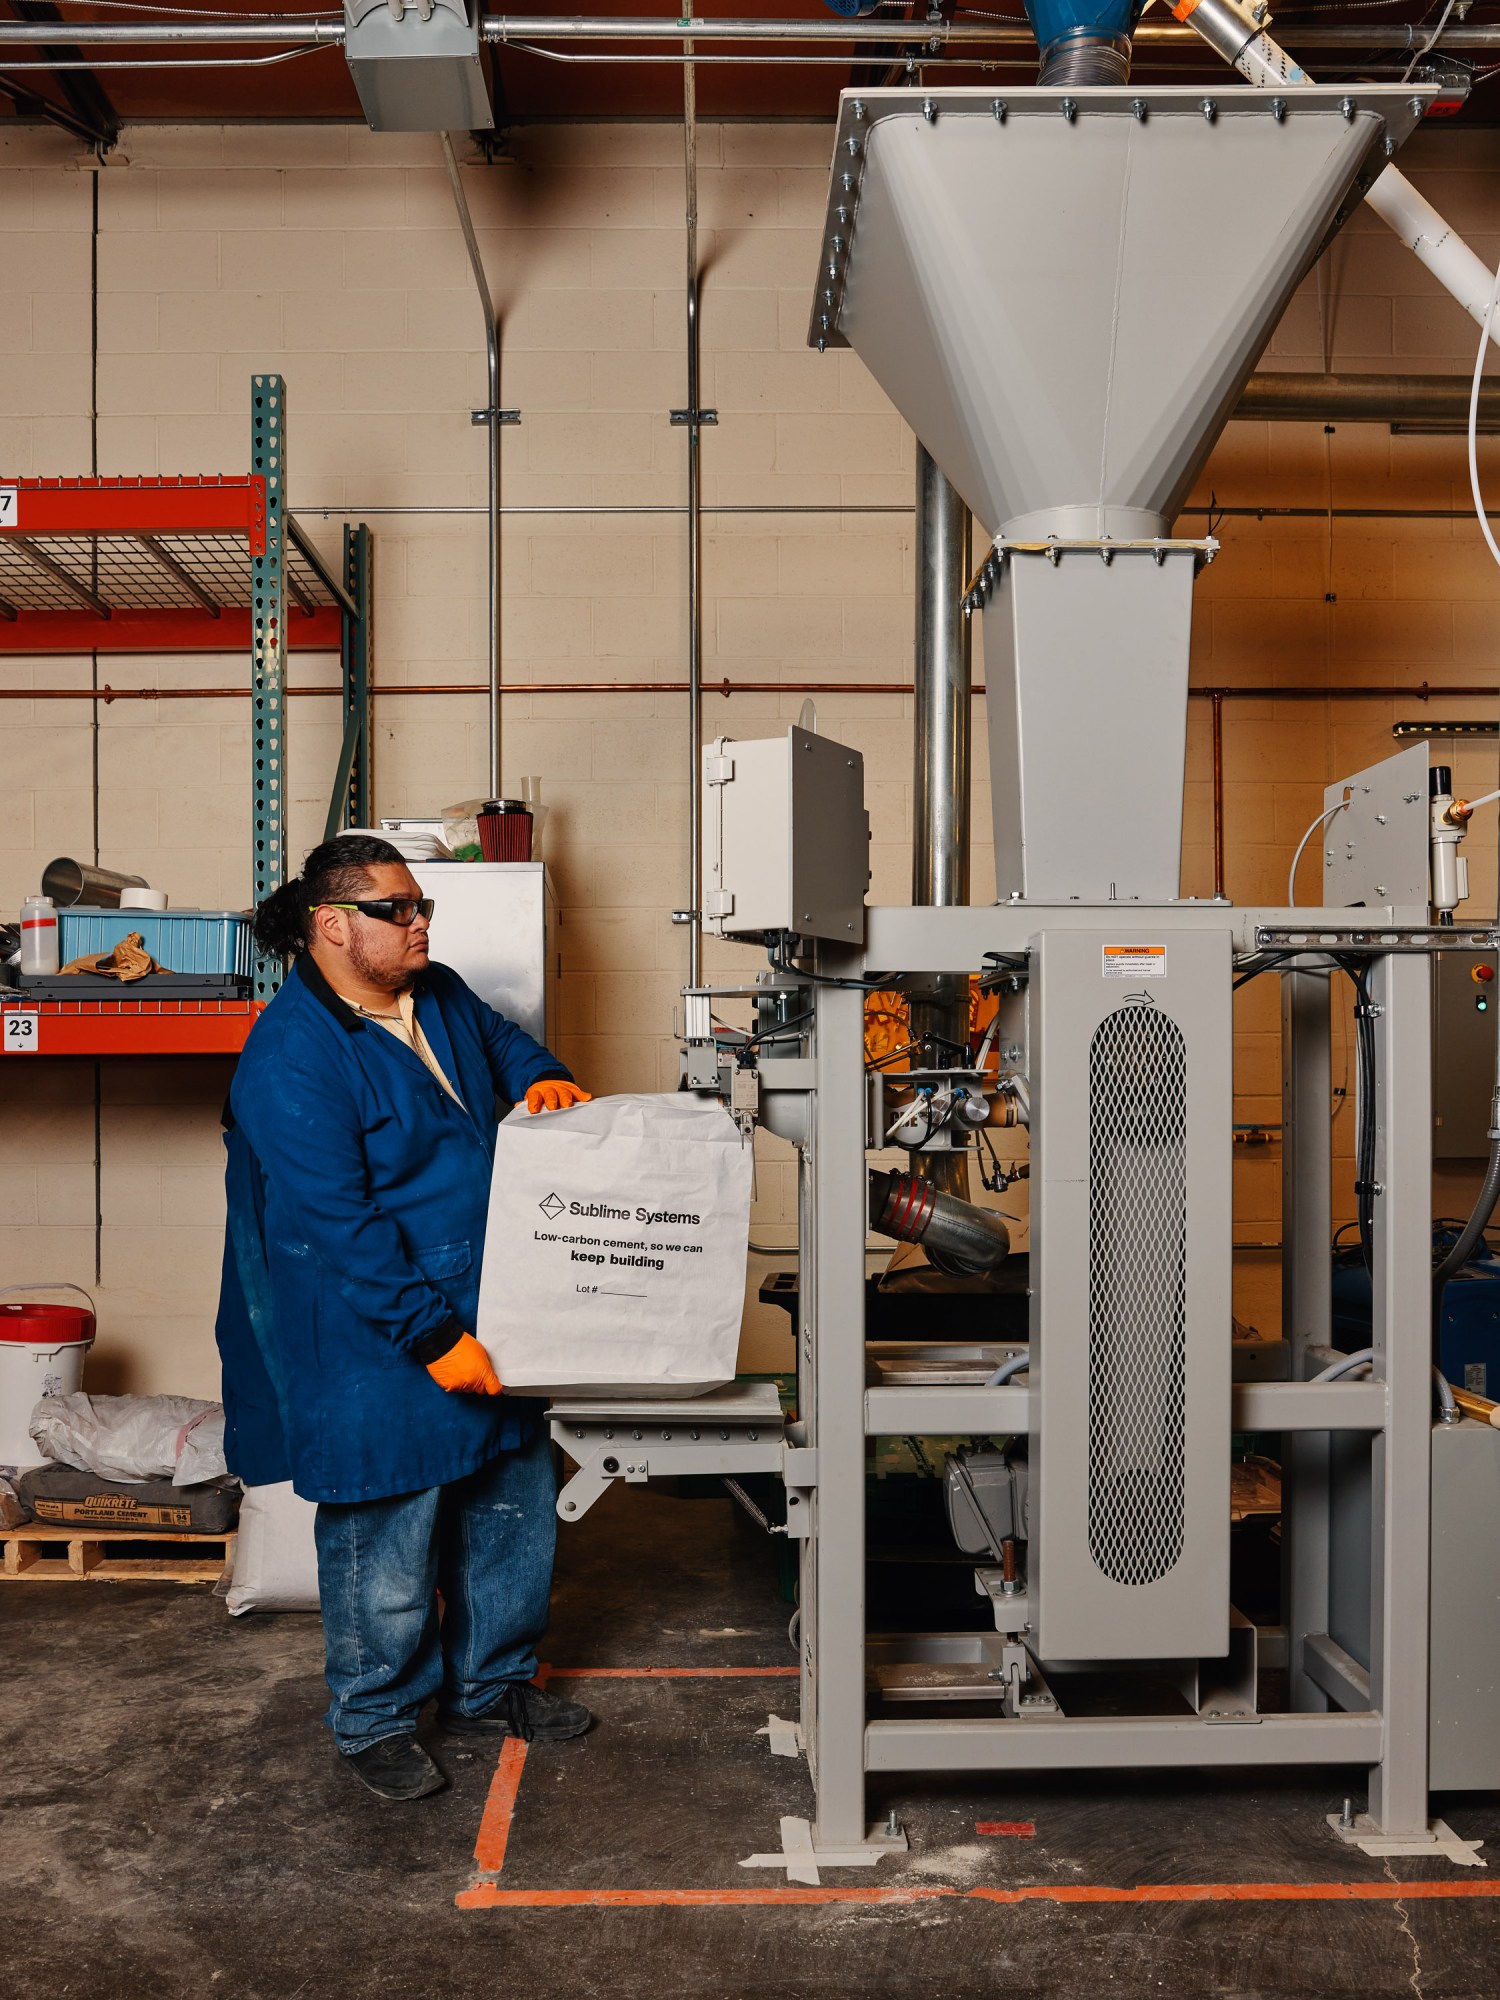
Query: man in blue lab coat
218,834,592,1802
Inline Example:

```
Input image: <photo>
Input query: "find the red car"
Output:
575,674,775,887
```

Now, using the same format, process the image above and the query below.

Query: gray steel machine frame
545,77,1475,1865
755,904,1439,1848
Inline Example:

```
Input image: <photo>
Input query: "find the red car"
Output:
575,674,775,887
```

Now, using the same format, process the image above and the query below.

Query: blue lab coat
216,954,570,1505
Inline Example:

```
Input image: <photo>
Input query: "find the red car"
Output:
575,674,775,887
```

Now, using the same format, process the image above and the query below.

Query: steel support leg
809,979,870,1845
1366,951,1433,1837
1281,966,1333,1710
249,374,287,1002
341,521,372,831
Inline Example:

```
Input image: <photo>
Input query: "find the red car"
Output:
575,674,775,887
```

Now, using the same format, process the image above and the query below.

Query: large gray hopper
812,87,1429,540
810,87,1431,900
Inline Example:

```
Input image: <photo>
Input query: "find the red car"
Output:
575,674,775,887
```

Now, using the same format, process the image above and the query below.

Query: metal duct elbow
1024,0,1145,83
869,1169,1011,1276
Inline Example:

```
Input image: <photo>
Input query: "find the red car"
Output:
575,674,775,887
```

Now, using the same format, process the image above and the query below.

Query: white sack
222,1481,321,1616
476,1092,753,1396
29,1391,228,1486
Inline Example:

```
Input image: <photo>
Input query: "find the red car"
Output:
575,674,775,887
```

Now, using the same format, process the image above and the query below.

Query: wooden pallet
1,1522,235,1584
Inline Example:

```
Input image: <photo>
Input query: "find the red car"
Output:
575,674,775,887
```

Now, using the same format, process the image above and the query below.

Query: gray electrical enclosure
1433,946,1499,1157
703,727,869,944
343,0,492,133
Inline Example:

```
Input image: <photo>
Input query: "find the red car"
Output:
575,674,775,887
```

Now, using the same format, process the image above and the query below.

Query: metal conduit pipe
682,45,705,990
440,133,503,797
1,15,1499,48
12,680,1500,703
482,15,1500,48
909,445,973,1202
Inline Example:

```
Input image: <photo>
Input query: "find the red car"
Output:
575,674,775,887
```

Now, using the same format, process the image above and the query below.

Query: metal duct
1024,0,1146,85
869,1170,1011,1275
1236,373,1500,427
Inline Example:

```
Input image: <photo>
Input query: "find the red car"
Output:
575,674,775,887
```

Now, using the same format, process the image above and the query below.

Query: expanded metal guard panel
0,531,336,616
1086,996,1188,1587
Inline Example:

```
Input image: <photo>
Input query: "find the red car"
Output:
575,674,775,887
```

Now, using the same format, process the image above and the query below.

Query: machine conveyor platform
548,1382,810,1527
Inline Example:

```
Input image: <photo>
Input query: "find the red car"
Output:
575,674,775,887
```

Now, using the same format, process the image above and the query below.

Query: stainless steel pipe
912,446,971,912
909,445,973,1203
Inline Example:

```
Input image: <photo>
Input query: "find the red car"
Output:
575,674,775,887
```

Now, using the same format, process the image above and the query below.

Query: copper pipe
7,680,1500,704
1211,690,1226,901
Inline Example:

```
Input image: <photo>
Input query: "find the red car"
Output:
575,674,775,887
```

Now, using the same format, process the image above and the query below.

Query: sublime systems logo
538,1192,566,1220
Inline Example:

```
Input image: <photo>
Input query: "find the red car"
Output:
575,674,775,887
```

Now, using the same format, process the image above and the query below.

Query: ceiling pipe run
0,16,1497,49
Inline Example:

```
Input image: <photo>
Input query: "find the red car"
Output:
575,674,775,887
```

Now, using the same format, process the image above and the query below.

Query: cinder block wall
0,120,1496,1394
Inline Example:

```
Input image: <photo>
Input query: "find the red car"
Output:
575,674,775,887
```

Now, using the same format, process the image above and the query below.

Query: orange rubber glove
425,1332,502,1396
523,1079,593,1116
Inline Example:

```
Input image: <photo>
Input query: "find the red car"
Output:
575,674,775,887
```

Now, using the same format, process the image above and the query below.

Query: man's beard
347,927,407,993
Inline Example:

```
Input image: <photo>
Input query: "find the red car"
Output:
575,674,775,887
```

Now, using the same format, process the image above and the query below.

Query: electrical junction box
1433,946,1499,1158
702,727,869,945
343,0,492,132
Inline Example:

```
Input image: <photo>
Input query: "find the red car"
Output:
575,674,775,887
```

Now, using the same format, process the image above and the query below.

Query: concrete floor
5,1484,1500,2000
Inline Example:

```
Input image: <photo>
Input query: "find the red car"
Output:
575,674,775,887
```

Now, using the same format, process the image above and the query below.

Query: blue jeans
314,1428,557,1753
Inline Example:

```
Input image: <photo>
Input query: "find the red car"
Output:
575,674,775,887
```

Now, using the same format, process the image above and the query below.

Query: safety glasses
313,898,436,928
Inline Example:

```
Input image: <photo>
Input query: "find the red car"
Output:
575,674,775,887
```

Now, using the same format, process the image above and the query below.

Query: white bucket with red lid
0,1284,95,1473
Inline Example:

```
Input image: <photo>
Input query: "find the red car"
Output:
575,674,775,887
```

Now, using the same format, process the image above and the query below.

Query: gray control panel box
702,727,869,945
1433,945,1498,1158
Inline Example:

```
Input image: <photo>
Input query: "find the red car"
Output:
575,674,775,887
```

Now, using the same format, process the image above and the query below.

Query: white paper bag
476,1092,753,1396
221,1481,321,1616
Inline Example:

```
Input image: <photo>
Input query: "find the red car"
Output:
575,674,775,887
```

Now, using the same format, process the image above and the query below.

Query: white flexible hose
1288,799,1349,908
1468,252,1500,575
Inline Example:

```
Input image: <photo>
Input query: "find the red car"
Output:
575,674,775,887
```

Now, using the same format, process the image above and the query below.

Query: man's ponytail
251,878,312,959
250,834,404,961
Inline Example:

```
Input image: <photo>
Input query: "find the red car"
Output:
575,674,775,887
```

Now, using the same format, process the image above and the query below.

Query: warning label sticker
1103,945,1167,980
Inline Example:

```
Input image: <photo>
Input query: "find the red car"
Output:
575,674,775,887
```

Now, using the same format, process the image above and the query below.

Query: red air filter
477,800,533,862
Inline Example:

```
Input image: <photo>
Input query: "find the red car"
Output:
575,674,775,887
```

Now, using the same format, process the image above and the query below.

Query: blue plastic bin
57,909,251,978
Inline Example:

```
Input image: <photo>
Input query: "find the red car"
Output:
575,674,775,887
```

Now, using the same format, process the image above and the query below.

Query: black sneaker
343,1734,447,1801
440,1681,593,1743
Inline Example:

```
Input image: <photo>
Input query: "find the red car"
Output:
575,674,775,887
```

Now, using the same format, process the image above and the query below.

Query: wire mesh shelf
0,532,337,619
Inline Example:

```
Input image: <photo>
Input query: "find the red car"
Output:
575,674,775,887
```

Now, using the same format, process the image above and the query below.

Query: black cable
737,1008,813,1053
766,932,888,992
1232,950,1303,991
1340,955,1379,1276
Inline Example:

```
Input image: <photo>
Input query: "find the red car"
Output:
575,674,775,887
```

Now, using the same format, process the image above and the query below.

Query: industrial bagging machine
549,5,1500,1878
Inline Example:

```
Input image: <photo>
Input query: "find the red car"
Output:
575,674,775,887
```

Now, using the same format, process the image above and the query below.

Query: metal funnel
810,87,1430,541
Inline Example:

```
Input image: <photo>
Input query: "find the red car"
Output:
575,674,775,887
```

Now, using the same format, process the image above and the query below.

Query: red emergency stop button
1473,964,1495,984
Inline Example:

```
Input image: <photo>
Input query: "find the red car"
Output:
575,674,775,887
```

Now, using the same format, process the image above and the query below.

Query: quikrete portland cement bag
476,1093,753,1396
